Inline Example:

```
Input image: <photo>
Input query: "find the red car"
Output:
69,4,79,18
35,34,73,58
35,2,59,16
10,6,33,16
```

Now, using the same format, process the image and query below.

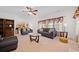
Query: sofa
37,28,57,39
20,28,33,35
0,36,18,52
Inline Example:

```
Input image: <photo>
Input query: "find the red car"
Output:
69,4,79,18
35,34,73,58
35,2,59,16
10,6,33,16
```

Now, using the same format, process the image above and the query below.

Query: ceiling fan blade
26,6,31,9
32,12,37,15
32,10,38,12
26,6,32,11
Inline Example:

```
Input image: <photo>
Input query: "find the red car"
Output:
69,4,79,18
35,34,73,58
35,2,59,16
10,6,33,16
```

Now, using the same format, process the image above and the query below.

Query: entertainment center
0,18,14,37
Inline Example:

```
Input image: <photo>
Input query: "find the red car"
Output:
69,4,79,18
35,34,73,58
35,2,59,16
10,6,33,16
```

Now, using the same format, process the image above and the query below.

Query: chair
59,32,68,43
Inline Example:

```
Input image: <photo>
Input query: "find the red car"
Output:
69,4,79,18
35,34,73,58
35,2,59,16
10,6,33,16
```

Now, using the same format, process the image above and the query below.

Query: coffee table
29,33,41,43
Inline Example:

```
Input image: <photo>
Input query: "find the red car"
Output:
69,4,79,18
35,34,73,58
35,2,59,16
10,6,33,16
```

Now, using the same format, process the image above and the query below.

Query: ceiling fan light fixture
27,12,33,15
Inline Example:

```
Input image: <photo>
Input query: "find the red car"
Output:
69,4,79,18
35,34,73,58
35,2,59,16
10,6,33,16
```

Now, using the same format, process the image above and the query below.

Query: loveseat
37,28,57,39
20,28,33,35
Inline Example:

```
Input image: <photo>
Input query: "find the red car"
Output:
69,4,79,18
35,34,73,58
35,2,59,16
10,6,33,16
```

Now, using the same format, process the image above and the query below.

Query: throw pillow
0,38,3,42
49,28,54,33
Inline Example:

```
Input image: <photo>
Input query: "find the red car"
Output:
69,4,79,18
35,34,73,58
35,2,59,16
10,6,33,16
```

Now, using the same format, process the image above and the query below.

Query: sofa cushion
43,28,50,32
49,28,53,33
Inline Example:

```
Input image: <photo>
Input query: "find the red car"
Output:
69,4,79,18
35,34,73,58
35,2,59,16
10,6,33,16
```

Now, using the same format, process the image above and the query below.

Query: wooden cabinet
0,18,14,37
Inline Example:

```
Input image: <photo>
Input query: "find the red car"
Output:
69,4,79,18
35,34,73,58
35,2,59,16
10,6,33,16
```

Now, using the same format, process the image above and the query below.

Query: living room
0,6,79,52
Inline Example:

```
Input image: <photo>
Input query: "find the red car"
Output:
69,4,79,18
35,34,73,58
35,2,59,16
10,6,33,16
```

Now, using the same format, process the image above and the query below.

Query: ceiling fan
73,7,79,19
23,6,38,16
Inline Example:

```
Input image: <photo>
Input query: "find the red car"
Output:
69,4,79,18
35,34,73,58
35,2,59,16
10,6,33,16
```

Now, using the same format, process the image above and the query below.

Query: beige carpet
13,34,72,52
13,34,79,52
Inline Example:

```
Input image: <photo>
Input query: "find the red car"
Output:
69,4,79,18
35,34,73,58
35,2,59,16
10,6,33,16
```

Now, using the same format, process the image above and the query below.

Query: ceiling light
73,7,79,19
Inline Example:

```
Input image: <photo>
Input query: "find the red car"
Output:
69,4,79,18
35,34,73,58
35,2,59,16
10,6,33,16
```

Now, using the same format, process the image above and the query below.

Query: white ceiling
0,6,76,20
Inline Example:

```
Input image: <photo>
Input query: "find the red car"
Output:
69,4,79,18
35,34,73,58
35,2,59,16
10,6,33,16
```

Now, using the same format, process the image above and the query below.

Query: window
54,22,63,31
